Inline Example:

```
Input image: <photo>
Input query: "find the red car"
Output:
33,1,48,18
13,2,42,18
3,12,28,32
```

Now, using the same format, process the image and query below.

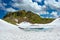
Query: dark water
22,28,53,32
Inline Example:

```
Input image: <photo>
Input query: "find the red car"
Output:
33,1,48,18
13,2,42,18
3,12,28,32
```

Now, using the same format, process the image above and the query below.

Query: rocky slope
3,10,54,24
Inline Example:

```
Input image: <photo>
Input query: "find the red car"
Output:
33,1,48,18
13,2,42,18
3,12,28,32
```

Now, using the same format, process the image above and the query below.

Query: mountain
3,10,54,25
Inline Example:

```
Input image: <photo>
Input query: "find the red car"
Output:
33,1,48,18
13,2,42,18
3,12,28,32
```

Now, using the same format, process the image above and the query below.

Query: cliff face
3,10,54,25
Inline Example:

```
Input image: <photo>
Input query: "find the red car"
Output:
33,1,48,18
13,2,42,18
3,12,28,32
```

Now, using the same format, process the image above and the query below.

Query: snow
50,18,60,25
18,18,60,28
0,19,60,40
17,21,32,28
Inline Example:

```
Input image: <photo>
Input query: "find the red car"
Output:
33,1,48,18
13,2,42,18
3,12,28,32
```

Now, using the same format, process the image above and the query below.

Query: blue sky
0,0,60,19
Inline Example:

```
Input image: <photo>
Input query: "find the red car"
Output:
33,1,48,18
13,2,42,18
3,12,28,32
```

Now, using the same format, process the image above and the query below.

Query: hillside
3,10,54,25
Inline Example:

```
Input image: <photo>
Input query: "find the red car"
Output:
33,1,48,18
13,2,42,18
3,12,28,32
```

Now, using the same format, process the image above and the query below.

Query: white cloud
0,3,6,10
0,0,59,18
0,0,17,12
11,0,60,18
45,0,60,9
3,3,7,6
12,0,46,15
12,0,23,3
59,0,60,2
0,0,7,10
34,0,42,2
51,11,59,18
49,17,53,18
40,11,49,14
44,0,60,18
6,8,17,12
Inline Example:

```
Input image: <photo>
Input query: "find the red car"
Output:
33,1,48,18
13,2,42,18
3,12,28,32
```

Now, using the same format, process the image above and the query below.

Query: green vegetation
3,10,55,25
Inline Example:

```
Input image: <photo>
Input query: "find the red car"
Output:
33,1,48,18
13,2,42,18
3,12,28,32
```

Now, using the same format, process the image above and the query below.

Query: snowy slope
18,18,60,28
0,19,60,40
0,19,19,31
50,18,60,25
17,21,32,28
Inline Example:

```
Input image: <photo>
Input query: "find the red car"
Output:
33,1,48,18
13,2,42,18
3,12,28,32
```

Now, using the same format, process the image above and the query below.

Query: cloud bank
0,0,60,18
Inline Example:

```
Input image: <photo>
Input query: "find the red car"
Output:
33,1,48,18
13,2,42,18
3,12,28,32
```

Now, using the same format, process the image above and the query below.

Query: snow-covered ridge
17,18,60,28
50,18,60,25
0,18,60,29
0,19,19,31
0,19,17,27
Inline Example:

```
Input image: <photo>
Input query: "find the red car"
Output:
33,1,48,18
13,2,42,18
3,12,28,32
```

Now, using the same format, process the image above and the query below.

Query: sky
0,0,60,19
